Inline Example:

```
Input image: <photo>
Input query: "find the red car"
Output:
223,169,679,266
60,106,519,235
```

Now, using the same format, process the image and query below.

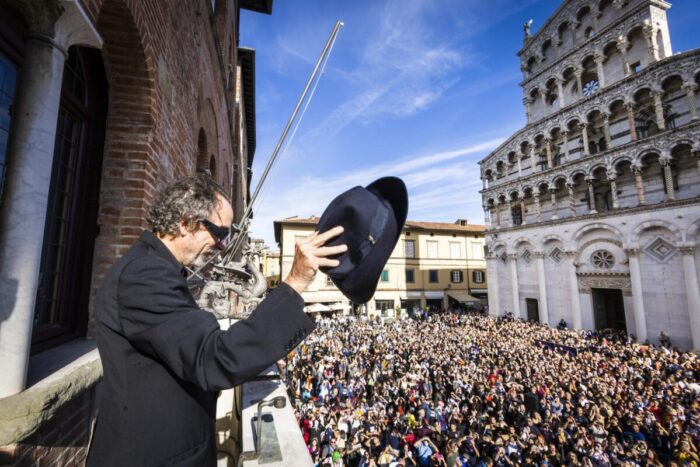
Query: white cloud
248,137,503,247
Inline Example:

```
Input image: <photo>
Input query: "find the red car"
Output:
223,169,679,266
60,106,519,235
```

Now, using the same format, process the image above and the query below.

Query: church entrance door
591,288,626,332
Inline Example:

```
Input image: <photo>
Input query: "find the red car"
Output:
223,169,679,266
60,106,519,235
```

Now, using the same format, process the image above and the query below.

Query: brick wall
80,0,240,336
0,386,98,467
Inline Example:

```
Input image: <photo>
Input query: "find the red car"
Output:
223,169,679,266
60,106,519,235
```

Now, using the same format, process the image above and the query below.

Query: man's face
186,194,234,268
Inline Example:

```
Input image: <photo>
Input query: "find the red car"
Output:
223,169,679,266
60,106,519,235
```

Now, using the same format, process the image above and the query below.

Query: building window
0,52,17,203
511,206,522,226
451,270,463,283
473,270,485,283
375,300,394,317
405,269,415,283
32,47,107,352
404,239,415,258
429,269,438,283
380,269,389,282
427,241,438,259
325,275,334,287
471,243,484,259
449,242,461,259
631,61,641,73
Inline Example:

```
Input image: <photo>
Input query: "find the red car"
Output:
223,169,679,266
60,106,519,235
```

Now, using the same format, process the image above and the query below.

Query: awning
304,303,331,313
470,288,488,294
424,291,444,299
302,291,345,302
406,291,422,299
447,291,480,303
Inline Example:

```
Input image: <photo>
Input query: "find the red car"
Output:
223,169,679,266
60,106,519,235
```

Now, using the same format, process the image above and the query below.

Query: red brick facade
79,0,241,335
0,388,98,467
0,0,253,464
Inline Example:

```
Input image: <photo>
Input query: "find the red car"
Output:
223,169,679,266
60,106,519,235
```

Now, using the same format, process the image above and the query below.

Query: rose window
591,250,614,269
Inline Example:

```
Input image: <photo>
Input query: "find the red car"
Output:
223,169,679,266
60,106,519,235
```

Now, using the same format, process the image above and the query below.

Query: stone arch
542,234,565,247
636,147,663,167
572,222,624,244
94,0,157,244
200,98,220,181
513,237,534,249
551,174,568,186
612,154,634,171
588,161,608,177
569,167,587,181
196,128,208,170
686,219,700,243
632,220,682,244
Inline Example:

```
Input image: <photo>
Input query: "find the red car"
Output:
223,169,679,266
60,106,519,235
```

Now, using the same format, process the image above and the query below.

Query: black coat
87,231,314,467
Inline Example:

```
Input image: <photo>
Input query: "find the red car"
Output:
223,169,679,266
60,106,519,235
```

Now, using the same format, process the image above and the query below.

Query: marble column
652,91,666,131
484,208,491,229
643,26,659,63
535,252,549,326
567,183,576,217
550,188,558,220
617,39,631,76
507,200,514,227
0,1,102,398
566,251,582,329
524,97,533,123
562,131,570,163
595,53,606,87
602,113,612,148
534,193,541,223
556,78,566,107
495,203,501,228
540,89,548,114
575,70,584,98
587,179,597,214
680,247,700,351
545,139,553,169
509,254,521,319
580,123,590,156
683,83,698,121
625,103,638,141
517,156,523,177
487,256,500,317
632,165,646,205
661,157,676,200
608,173,619,209
519,194,526,225
627,248,648,343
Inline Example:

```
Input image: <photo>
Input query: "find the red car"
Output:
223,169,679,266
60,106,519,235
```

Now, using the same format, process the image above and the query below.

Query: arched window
33,47,107,350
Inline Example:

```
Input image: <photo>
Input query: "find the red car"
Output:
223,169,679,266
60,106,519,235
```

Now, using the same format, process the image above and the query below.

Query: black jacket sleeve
117,255,315,391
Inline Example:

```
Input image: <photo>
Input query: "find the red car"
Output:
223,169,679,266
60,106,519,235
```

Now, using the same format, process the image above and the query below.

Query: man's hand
283,226,347,295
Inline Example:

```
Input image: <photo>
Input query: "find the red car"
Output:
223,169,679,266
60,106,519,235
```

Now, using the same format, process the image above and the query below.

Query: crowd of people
285,310,700,466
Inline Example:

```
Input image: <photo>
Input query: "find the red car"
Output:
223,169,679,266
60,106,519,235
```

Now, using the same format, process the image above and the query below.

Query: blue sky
241,0,699,247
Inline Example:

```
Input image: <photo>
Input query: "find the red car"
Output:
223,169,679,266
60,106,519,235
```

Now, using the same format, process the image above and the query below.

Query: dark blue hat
317,177,408,304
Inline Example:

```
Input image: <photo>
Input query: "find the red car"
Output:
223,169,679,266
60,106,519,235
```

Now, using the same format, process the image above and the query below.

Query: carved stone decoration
591,249,615,269
499,251,508,263
548,247,564,263
578,273,632,292
643,237,678,263
521,248,533,264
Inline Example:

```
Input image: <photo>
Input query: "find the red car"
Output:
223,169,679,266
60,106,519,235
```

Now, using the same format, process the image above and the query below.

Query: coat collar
137,230,187,276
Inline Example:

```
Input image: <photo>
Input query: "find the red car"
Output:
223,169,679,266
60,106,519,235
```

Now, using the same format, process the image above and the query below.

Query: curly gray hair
147,174,231,236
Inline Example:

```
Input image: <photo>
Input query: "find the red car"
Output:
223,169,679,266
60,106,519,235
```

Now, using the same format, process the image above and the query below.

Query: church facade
478,0,700,350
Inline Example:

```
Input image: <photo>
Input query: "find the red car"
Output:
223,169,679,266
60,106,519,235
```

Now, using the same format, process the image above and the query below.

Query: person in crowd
287,308,699,467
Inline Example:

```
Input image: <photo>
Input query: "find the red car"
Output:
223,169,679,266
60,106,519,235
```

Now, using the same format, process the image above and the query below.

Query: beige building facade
274,217,487,318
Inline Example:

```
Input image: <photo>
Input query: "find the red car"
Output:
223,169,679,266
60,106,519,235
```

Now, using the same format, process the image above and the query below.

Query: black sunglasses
200,219,231,250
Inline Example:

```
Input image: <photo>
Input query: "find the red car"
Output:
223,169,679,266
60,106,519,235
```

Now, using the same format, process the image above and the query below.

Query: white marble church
478,0,700,350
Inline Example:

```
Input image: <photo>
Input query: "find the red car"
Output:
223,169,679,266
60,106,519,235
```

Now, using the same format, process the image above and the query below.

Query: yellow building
263,249,281,288
273,217,487,318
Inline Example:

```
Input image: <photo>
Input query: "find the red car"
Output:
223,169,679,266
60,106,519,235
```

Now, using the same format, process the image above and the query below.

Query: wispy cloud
249,138,503,246
298,0,469,144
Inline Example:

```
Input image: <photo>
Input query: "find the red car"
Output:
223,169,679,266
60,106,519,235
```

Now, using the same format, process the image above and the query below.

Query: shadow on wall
0,277,18,327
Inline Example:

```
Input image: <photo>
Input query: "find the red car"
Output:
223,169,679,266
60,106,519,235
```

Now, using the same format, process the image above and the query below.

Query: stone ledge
0,340,102,446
